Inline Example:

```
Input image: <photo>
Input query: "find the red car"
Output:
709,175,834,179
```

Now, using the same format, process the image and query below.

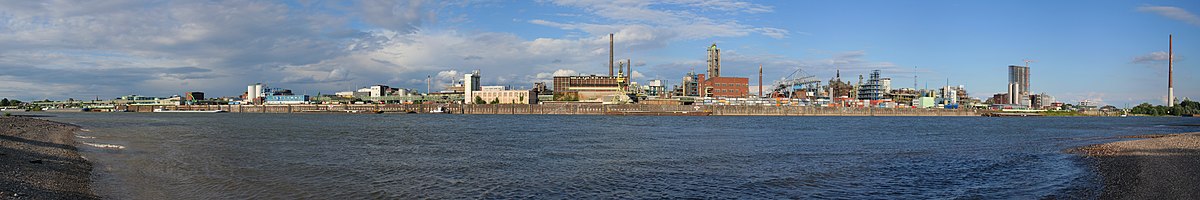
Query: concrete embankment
1071,132,1200,199
0,117,97,199
125,104,980,116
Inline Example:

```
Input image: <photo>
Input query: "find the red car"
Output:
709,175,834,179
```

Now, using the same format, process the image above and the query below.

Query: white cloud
533,0,789,45
1138,5,1200,26
1131,51,1177,65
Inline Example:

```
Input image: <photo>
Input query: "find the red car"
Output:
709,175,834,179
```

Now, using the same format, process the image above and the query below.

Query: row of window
475,92,526,97
712,83,748,87
711,89,742,93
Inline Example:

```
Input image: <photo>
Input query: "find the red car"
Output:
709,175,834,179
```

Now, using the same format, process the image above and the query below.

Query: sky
0,0,1197,106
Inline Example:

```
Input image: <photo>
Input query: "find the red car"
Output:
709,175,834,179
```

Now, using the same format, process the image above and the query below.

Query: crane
1023,59,1037,68
769,66,821,99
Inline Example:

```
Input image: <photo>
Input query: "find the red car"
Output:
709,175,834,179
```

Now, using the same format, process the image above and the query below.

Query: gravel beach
0,116,97,199
1074,132,1200,199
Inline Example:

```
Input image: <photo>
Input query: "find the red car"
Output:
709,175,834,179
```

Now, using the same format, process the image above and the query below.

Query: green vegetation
474,96,486,104
1130,100,1200,116
3,112,10,116
0,98,22,106
489,97,499,104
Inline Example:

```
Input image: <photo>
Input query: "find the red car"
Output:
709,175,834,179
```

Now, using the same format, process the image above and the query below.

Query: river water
44,113,1200,199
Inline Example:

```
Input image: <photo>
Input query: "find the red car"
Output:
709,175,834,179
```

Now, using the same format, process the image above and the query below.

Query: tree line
1130,99,1200,116
0,98,25,106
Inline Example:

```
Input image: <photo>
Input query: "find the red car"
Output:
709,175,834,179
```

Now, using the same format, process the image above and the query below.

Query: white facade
463,70,481,104
246,83,264,104
471,90,536,104
880,78,892,93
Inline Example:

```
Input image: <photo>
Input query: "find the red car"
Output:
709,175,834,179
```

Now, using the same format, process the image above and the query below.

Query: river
44,113,1200,199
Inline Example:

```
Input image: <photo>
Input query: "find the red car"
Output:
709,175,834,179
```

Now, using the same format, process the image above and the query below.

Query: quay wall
123,104,981,116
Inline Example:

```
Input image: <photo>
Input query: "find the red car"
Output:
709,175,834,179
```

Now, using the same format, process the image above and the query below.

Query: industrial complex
13,34,1185,116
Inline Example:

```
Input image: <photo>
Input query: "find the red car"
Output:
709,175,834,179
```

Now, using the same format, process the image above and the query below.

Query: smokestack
1169,34,1174,106
609,33,614,77
759,64,763,98
627,58,632,81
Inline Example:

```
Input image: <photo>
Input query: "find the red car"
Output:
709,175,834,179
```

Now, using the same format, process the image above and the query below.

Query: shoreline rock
1070,132,1200,199
0,116,97,199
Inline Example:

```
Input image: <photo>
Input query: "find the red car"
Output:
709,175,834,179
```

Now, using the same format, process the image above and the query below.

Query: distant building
707,43,721,78
464,70,481,104
481,86,506,91
880,78,892,93
681,71,701,96
991,93,1010,105
918,97,936,108
470,90,535,104
646,79,667,98
1031,93,1055,109
698,74,749,98
857,70,884,100
246,83,265,104
552,75,621,101
264,95,309,104
1008,65,1030,106
184,92,204,101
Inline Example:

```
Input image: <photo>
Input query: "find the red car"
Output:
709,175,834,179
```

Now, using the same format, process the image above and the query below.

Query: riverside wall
124,104,981,116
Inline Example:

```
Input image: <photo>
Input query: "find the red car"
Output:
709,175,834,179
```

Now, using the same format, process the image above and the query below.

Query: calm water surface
45,113,1200,199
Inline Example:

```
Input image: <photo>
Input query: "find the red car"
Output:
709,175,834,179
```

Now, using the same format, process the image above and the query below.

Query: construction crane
769,66,821,99
1023,59,1037,68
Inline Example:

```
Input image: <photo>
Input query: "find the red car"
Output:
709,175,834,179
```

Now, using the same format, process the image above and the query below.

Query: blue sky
0,0,1196,106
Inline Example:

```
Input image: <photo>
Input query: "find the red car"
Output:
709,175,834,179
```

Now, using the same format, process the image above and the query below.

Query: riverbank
1071,132,1200,199
119,104,982,116
0,116,97,199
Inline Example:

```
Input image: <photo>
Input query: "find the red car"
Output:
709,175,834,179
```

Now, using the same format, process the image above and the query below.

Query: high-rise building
1008,65,1030,106
707,43,721,78
464,70,481,103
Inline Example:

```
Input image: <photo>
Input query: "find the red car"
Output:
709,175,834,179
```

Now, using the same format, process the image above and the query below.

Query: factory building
470,90,536,104
697,74,749,98
645,79,667,98
857,70,884,100
707,44,721,78
264,95,309,104
246,83,265,104
552,75,622,101
680,71,701,96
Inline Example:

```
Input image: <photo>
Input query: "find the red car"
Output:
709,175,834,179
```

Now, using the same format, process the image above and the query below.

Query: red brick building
697,74,749,98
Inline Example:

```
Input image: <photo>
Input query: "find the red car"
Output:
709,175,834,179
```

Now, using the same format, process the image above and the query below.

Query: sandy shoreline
1071,132,1200,199
0,116,97,199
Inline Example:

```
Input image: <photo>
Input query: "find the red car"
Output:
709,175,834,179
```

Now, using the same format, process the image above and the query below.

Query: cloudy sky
0,0,1197,106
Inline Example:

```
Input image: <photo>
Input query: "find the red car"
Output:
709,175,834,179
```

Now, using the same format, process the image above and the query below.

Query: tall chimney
627,58,632,81
1169,34,1174,106
758,64,763,98
609,33,614,77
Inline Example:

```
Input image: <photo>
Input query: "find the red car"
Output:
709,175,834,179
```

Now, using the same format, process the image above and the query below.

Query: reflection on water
48,113,1200,199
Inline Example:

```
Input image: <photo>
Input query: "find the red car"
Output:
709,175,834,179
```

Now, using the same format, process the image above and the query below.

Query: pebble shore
1073,132,1200,199
0,116,97,199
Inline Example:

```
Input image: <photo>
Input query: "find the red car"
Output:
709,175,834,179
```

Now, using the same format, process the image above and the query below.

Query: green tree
474,96,486,104
0,98,8,106
489,97,499,104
